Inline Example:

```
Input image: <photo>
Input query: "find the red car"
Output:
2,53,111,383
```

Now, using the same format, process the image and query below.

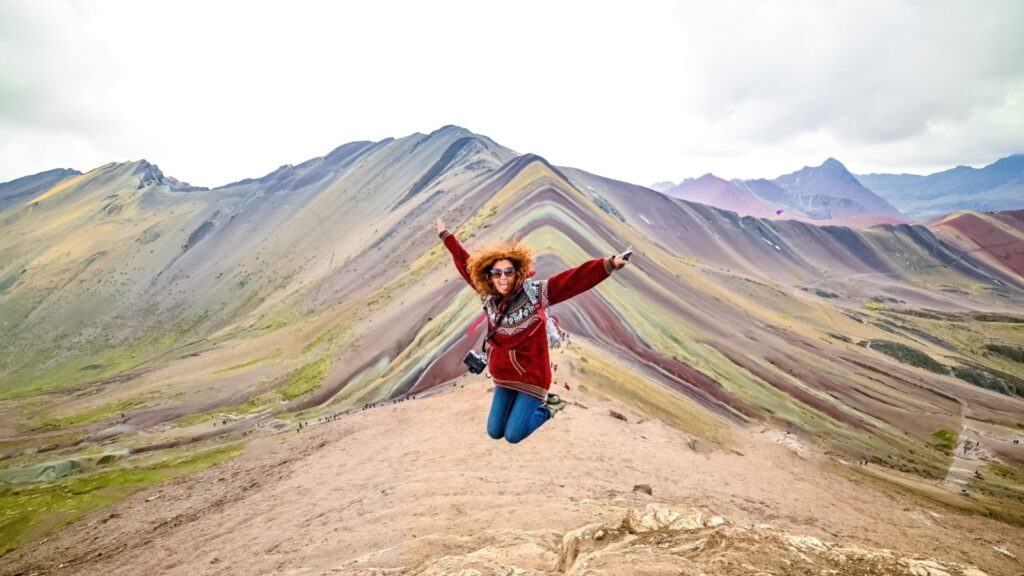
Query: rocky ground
2,376,1022,576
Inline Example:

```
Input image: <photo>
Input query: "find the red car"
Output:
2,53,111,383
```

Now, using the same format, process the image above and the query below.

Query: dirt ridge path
940,401,986,494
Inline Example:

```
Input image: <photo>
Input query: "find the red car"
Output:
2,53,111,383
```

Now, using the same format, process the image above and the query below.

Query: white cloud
0,0,1021,187
667,0,1024,177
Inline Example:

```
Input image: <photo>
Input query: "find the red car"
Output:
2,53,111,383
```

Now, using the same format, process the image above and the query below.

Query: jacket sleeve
439,230,473,286
543,256,617,307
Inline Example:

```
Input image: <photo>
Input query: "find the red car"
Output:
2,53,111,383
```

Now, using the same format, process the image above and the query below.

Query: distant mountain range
656,154,1024,224
857,154,1024,220
662,158,904,226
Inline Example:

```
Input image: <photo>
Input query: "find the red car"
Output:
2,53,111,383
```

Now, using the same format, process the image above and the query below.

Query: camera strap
482,309,507,353
481,294,515,353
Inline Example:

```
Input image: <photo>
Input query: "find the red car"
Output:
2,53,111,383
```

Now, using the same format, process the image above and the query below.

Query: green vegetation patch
886,308,950,321
0,273,19,295
214,349,282,374
172,409,220,428
180,384,286,427
867,340,946,374
174,393,277,428
0,438,30,455
930,429,958,454
40,396,149,430
252,307,301,334
280,357,329,401
951,366,1016,396
868,296,904,304
1,308,222,401
174,374,292,428
0,442,242,557
986,343,1024,364
986,462,1021,483
302,322,353,354
972,313,1024,324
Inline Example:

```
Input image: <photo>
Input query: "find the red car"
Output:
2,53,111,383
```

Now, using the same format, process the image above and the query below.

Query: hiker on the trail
436,217,629,443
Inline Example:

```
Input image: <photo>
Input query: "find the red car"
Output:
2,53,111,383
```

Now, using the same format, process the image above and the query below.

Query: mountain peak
133,159,162,181
506,152,572,182
693,173,728,186
780,158,857,184
428,124,473,139
821,157,847,170
129,160,206,192
773,158,902,219
668,171,777,216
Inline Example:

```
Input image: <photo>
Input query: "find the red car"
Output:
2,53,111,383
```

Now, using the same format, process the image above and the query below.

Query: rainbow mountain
2,126,1024,556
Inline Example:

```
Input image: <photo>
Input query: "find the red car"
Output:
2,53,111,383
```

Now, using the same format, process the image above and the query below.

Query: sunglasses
489,266,517,278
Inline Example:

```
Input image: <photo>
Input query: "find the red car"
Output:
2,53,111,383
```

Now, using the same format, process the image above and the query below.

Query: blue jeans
487,386,550,443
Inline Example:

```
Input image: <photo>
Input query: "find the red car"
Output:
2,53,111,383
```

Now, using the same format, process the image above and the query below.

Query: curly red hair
466,240,535,297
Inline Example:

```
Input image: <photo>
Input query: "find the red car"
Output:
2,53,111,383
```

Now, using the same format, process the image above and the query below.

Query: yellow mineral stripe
27,173,87,205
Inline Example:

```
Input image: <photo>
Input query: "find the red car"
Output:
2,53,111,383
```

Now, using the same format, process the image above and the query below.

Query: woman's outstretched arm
436,218,473,286
543,253,629,307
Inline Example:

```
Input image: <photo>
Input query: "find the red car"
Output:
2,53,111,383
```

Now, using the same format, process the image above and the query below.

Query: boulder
631,483,653,496
621,503,725,533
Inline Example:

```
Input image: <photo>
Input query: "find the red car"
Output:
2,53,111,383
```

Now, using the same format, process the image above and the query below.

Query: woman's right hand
435,218,446,235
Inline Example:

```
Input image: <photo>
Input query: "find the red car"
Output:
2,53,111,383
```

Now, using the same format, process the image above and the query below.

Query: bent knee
504,429,528,444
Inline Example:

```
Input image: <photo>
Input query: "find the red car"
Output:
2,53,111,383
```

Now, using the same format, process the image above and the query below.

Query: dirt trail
940,401,988,495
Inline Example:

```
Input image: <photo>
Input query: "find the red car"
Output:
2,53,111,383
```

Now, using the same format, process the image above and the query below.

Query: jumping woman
435,218,629,443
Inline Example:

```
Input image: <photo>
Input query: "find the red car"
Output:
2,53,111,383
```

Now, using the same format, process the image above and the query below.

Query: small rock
609,410,627,422
906,559,951,576
992,545,1016,559
632,484,653,496
785,535,827,552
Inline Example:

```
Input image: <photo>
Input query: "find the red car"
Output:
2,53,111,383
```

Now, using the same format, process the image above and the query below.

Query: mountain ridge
773,157,904,221
858,153,1024,219
665,173,781,219
647,153,1024,224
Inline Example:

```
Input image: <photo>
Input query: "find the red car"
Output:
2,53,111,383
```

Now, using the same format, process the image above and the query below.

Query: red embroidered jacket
441,231,617,400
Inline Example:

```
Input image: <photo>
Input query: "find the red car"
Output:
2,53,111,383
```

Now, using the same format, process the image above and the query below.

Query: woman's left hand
612,255,630,269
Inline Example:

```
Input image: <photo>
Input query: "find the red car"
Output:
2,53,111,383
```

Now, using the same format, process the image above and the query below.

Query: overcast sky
1,0,1022,188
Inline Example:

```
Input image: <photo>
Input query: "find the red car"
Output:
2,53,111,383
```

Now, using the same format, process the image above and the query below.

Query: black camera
464,350,487,374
